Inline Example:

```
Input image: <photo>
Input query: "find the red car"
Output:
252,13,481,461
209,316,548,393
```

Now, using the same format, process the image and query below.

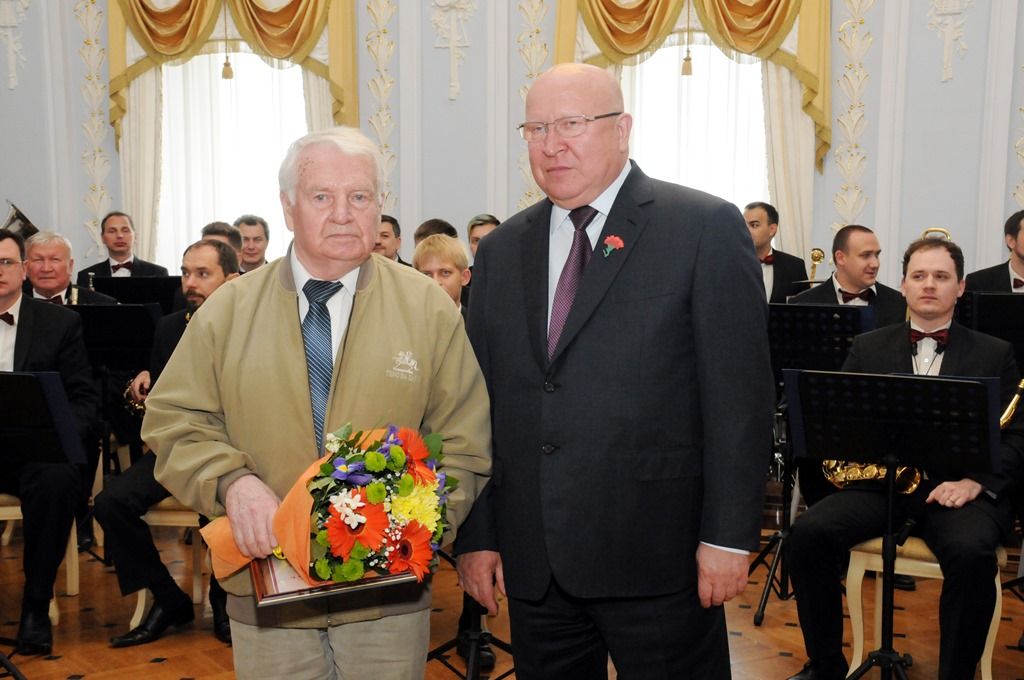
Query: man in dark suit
744,201,809,303
965,209,1024,293
789,225,907,506
375,214,410,266
94,239,239,648
25,231,117,305
76,211,168,287
234,214,270,272
0,228,99,655
454,63,774,679
789,224,906,326
785,238,1024,680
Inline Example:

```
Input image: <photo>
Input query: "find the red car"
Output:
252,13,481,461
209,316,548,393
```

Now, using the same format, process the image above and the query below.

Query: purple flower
332,459,373,485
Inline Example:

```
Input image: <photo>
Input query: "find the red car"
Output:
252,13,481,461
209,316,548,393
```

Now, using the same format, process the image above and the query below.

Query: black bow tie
111,261,134,273
0,312,13,326
909,328,949,350
839,288,874,303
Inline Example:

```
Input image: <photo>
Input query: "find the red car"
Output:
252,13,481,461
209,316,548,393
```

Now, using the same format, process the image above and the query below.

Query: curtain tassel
222,56,234,79
681,49,693,76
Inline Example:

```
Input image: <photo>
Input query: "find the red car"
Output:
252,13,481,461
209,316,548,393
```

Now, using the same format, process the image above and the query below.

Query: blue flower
331,459,373,485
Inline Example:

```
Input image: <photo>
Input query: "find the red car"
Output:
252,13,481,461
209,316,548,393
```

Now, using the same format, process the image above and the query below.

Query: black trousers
0,461,80,602
92,452,174,596
786,486,1004,680
507,577,731,680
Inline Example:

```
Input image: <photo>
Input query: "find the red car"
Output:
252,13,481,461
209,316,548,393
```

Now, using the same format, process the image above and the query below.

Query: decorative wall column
832,0,874,232
75,0,109,251
366,0,397,212
516,0,548,209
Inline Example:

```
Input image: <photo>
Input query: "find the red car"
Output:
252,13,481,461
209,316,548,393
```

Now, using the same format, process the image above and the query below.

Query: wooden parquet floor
1,525,1023,679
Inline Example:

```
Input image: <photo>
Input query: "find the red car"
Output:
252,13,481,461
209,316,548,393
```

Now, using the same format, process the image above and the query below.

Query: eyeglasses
516,112,622,142
0,258,23,269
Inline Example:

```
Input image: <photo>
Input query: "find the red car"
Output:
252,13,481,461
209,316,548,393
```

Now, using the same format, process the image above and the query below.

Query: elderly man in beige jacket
143,127,492,679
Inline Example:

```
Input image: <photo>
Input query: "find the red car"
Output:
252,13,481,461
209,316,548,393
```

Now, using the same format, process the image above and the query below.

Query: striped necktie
302,279,343,452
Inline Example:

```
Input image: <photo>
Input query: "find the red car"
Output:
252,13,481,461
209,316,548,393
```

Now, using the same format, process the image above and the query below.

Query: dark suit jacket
789,277,907,328
76,257,169,287
13,296,99,437
842,321,1024,518
150,310,188,385
965,261,1016,293
768,249,810,303
22,281,118,305
455,162,775,600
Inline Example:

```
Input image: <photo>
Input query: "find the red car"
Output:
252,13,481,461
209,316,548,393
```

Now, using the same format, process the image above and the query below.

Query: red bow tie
760,254,775,265
0,312,13,326
111,261,134,273
1013,278,1023,289
839,288,874,303
909,328,949,349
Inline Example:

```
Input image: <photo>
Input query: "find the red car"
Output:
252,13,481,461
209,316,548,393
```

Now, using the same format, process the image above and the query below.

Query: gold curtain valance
109,0,357,148
577,0,687,63
554,0,829,169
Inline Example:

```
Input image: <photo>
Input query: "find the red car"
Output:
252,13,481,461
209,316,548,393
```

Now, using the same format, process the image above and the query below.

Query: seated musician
0,229,99,655
785,237,1024,680
93,239,239,647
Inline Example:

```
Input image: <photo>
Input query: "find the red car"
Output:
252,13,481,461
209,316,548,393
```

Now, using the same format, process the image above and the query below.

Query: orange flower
398,427,430,461
325,491,389,560
388,521,434,581
407,460,437,486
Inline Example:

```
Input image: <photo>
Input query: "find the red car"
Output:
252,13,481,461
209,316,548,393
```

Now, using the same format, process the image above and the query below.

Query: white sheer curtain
120,68,163,262
621,43,769,211
156,53,307,269
763,61,814,262
302,70,334,132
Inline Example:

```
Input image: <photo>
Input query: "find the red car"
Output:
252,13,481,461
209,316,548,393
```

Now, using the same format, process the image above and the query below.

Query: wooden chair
0,493,79,625
846,536,1007,680
129,497,204,628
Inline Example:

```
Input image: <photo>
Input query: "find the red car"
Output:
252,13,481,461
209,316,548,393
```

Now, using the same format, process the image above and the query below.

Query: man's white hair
278,126,384,204
25,231,74,258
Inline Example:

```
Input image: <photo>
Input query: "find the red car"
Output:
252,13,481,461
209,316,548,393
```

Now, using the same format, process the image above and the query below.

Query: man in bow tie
784,237,1024,680
743,201,809,303
75,212,169,286
965,209,1024,293
142,127,491,677
24,232,117,305
789,224,906,326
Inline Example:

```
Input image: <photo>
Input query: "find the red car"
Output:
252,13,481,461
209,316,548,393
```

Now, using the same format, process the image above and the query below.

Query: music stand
427,551,514,680
747,304,874,625
93,276,182,315
0,372,85,675
785,369,999,680
73,304,161,477
956,291,1024,375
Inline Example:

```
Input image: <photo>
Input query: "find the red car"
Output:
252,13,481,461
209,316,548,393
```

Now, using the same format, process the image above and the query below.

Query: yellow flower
390,482,440,533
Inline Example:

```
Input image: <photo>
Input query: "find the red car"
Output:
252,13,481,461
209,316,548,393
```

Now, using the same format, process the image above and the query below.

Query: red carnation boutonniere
602,235,625,258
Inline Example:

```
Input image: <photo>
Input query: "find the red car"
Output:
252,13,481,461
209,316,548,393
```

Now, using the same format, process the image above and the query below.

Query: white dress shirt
910,321,949,377
1007,260,1024,293
761,251,774,301
0,294,21,372
290,247,360,364
109,256,135,277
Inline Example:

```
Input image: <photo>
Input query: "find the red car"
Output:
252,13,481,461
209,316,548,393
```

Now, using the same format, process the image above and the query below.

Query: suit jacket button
541,443,556,455
543,381,556,393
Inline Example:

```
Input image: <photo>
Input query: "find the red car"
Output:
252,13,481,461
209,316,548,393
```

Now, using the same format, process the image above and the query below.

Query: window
621,43,769,209
156,52,307,268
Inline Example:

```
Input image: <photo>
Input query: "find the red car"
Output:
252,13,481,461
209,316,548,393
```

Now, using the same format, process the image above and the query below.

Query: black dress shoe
787,660,848,680
892,574,916,591
456,633,496,672
110,600,194,648
15,606,52,656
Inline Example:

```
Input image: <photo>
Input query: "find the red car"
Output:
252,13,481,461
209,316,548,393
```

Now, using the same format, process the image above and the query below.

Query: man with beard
93,239,239,647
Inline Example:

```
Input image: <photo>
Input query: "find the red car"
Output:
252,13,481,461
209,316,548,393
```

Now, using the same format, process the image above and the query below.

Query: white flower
329,489,367,529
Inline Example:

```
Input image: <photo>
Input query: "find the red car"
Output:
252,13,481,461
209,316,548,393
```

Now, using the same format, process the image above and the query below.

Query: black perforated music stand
748,304,875,626
93,276,182,315
956,291,1024,378
785,369,999,680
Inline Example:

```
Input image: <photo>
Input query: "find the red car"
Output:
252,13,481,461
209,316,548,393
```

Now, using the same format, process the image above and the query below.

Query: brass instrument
823,378,1024,493
808,248,825,281
69,286,78,305
821,227,960,493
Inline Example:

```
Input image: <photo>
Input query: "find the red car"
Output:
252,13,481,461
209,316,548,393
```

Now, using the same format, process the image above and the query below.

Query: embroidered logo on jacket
386,350,420,382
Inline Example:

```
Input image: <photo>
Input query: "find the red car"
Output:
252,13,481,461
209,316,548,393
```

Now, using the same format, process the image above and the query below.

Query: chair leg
980,572,1002,680
872,569,883,651
2,519,14,546
846,552,868,670
131,590,149,630
65,519,79,596
48,595,59,626
192,536,204,604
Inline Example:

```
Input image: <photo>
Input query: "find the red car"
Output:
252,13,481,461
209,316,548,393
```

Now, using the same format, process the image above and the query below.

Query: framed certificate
250,557,419,607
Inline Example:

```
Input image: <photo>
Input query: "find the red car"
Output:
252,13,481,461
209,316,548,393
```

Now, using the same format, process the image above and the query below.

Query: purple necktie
548,205,597,358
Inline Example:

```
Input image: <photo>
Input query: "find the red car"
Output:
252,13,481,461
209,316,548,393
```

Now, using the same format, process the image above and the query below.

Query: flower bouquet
309,423,456,583
200,423,457,605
